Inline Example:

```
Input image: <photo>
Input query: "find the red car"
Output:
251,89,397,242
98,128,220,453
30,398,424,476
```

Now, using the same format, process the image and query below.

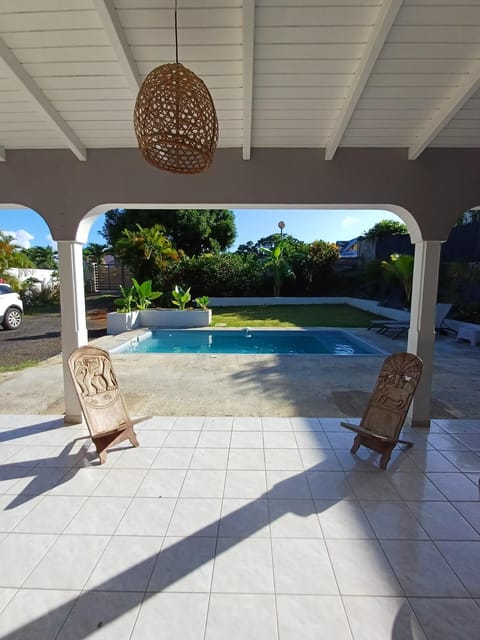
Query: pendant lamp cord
174,0,179,64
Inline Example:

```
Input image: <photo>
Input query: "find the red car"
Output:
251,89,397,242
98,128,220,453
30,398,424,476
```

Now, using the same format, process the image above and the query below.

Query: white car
0,284,24,330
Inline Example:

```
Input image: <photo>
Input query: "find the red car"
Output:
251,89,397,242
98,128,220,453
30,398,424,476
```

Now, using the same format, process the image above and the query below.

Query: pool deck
0,328,478,419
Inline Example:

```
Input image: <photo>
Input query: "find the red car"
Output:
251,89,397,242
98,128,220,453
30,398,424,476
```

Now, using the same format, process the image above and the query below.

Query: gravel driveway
0,297,111,368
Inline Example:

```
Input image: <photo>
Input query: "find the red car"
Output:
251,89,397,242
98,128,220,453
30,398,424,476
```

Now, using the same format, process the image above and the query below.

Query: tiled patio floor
0,414,479,639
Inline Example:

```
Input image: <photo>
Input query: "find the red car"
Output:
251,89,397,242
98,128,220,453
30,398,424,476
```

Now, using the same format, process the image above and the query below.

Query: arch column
407,240,443,428
57,240,88,424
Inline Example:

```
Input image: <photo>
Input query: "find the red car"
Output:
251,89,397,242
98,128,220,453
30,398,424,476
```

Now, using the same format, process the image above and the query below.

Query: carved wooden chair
68,345,146,464
341,352,423,469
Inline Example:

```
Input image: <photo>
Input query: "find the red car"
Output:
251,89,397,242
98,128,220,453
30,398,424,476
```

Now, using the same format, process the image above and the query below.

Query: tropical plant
172,285,191,310
195,295,210,310
0,231,34,279
83,242,108,264
381,253,414,305
261,240,295,297
114,223,182,282
22,245,58,269
131,278,162,310
114,284,135,313
363,220,408,239
103,208,236,256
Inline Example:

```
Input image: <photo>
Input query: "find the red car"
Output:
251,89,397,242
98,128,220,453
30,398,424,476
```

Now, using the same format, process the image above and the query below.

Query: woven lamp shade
134,63,218,174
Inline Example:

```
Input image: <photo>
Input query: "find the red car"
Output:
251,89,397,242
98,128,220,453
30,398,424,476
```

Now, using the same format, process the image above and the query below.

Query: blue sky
0,207,400,250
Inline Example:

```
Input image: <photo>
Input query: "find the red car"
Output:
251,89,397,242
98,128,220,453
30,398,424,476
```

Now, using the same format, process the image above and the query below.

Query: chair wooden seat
68,345,149,464
341,352,423,469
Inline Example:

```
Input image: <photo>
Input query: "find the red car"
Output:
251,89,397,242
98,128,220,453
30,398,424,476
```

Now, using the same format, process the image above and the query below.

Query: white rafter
409,61,480,160
325,0,403,161
242,0,255,160
93,0,142,95
0,146,5,162
0,37,87,161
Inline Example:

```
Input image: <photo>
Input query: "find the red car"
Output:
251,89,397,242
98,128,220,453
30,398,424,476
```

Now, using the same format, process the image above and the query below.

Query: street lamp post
278,220,285,240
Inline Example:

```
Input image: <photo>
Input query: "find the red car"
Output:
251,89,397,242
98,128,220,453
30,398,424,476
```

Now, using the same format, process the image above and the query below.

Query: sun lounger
368,303,453,338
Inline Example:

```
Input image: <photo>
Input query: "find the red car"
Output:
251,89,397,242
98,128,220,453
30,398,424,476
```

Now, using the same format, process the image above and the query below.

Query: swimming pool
116,329,384,355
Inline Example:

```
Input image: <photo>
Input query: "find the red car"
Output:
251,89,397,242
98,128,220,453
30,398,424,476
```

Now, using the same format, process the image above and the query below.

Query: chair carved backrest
68,345,132,437
360,352,423,440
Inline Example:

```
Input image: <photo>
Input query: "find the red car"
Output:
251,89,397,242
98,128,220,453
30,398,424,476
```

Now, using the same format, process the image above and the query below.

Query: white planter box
107,311,140,335
107,309,211,334
139,308,212,328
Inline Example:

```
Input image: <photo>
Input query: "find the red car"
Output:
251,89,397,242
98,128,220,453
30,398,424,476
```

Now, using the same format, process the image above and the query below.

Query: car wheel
1,306,23,330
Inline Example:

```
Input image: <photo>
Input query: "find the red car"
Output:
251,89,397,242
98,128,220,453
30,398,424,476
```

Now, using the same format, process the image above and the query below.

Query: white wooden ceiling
0,0,480,162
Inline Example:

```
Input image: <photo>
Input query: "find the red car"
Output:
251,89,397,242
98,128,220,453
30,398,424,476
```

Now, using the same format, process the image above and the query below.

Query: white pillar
57,241,88,424
407,240,442,428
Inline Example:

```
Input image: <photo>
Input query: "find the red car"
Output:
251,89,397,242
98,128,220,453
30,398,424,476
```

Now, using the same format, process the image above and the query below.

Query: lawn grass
210,304,383,328
0,360,40,373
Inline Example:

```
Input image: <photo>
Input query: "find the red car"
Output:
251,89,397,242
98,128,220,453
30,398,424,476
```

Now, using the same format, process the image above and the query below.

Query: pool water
120,329,384,356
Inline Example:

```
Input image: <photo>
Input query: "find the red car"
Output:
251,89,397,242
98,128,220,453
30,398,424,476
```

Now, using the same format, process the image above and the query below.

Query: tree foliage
20,245,57,270
381,253,414,305
114,224,183,282
363,219,408,239
102,208,236,256
83,243,108,264
0,231,34,280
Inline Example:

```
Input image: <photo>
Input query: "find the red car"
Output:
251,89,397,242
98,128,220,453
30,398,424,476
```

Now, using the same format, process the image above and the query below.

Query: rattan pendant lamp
134,1,218,174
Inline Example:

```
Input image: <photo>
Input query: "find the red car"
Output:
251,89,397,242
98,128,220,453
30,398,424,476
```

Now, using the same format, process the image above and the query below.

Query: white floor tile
0,494,43,532
219,497,269,537
151,447,194,469
148,536,216,592
436,540,480,597
23,534,109,589
347,472,402,501
299,448,342,471
189,448,229,469
13,495,86,533
452,501,480,534
388,472,446,501
0,588,79,640
64,496,131,535
115,497,177,536
361,500,429,539
276,594,352,640
180,469,226,498
269,498,322,538
406,501,479,540
230,431,263,448
326,539,403,596
272,537,338,594
380,540,469,597
0,532,57,587
132,592,209,640
441,450,480,473
0,588,16,615
57,590,143,640
409,597,480,640
85,535,161,591
263,431,298,448
343,596,426,640
212,537,274,593
92,469,147,497
266,469,311,499
163,431,200,447
290,417,323,431
264,448,304,470
167,498,222,537
307,471,355,500
206,593,277,640
135,469,186,498
426,472,480,501
227,448,265,470
111,446,158,469
196,431,231,447
224,469,267,498
316,500,375,539
293,431,331,448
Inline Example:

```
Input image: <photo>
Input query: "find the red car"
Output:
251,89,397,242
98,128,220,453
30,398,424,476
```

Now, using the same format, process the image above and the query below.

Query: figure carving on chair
73,354,119,407
68,346,146,464
341,352,423,469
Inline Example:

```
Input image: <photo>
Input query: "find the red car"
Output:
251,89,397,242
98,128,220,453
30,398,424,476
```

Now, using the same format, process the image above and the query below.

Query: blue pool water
120,329,384,355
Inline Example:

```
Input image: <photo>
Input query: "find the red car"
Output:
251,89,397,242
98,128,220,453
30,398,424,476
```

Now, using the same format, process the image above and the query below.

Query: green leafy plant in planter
114,284,135,313
132,278,162,309
114,279,162,312
195,295,210,310
171,285,191,310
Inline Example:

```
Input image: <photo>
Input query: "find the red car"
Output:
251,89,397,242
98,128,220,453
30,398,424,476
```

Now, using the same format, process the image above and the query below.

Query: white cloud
341,216,359,227
46,233,57,248
1,228,34,248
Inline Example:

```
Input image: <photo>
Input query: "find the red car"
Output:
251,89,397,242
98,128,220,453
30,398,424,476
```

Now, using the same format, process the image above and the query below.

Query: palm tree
22,245,58,269
381,253,414,305
261,240,295,297
0,231,34,280
83,243,108,264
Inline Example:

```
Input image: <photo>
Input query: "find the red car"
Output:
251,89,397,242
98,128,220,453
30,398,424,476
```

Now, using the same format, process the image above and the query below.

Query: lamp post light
278,220,285,240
